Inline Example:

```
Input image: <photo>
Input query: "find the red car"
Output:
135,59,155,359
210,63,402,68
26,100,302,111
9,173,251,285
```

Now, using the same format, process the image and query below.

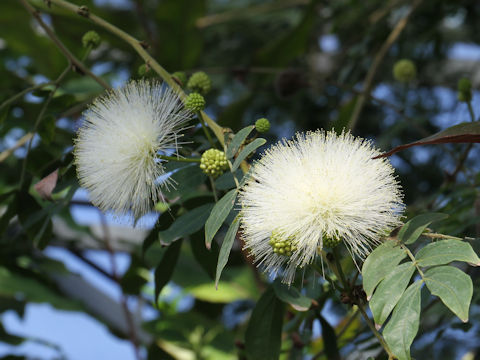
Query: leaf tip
375,323,381,331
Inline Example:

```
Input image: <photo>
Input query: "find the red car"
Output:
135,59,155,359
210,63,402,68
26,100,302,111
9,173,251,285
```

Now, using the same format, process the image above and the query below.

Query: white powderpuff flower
74,80,191,220
238,130,404,284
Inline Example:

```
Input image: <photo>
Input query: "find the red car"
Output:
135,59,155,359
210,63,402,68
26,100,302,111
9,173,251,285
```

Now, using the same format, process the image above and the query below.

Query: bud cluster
82,30,101,49
255,118,270,133
172,71,187,86
185,93,205,112
457,77,472,102
187,71,212,95
393,59,416,83
269,231,297,257
322,234,342,248
200,149,229,177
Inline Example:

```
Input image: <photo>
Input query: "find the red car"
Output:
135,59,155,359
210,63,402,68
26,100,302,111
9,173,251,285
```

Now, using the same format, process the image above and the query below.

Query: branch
0,81,55,111
0,133,33,163
348,0,423,130
19,0,109,90
40,0,225,145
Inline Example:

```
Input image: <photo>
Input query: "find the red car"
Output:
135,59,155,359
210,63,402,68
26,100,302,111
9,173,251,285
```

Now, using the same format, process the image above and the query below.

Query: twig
100,213,142,360
18,0,109,90
329,248,396,359
42,0,225,145
198,112,216,148
0,132,33,163
348,0,423,130
195,0,310,28
0,82,54,111
158,155,201,163
19,65,71,187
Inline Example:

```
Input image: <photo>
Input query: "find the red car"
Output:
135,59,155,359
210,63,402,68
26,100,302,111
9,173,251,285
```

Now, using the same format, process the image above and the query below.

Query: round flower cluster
82,30,101,49
172,71,187,86
255,118,270,133
187,71,211,95
184,93,206,112
269,231,297,257
74,80,191,220
200,149,229,178
322,234,342,248
238,130,404,284
393,59,416,83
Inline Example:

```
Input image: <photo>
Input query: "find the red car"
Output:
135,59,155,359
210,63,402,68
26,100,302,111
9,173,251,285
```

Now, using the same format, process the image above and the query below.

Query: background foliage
1,0,480,359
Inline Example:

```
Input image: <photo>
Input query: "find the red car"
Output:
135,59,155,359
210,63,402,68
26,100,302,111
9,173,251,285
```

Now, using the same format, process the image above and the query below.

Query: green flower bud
200,149,229,178
138,64,149,77
323,234,342,248
185,92,205,112
187,71,212,95
457,77,472,102
393,59,416,83
172,71,187,86
255,118,270,133
82,30,101,49
269,231,297,257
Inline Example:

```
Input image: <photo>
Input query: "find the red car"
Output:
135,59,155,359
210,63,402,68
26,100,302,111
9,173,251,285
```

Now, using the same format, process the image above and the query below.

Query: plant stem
19,0,109,89
158,155,200,163
19,65,71,188
0,82,55,111
41,0,225,145
198,112,216,148
467,101,476,122
330,248,396,359
348,0,423,130
209,176,218,202
401,244,426,279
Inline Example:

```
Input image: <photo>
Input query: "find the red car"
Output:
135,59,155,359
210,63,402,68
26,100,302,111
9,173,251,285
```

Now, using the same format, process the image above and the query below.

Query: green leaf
214,169,243,190
245,287,285,360
416,239,480,267
272,279,312,311
159,203,214,245
318,314,340,360
205,189,237,249
424,266,472,322
164,164,207,200
0,105,9,125
232,138,266,171
38,115,56,144
190,230,219,280
215,217,240,288
378,121,480,158
254,1,317,67
383,281,422,360
0,267,81,311
397,213,449,244
226,125,254,159
362,240,407,299
186,281,251,303
369,261,416,326
154,239,183,301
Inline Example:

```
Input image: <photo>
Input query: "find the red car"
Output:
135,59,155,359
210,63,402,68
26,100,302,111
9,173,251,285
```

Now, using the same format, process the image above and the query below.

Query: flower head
238,130,404,284
74,80,191,219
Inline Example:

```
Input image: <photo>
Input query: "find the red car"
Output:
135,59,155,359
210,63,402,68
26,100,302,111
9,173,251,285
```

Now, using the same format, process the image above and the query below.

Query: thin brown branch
0,133,33,163
41,0,225,146
195,0,310,28
19,0,109,90
348,0,423,130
